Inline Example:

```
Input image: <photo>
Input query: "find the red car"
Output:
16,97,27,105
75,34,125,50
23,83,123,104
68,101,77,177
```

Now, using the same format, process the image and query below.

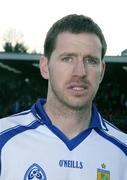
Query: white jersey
0,99,127,180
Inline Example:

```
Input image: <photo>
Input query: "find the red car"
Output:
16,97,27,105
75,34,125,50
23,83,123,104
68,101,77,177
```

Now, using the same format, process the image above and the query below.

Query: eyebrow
83,55,100,60
59,53,100,60
59,52,78,58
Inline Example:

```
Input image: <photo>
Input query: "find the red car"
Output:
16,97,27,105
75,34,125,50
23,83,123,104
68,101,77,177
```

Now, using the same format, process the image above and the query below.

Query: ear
99,61,106,83
39,55,49,80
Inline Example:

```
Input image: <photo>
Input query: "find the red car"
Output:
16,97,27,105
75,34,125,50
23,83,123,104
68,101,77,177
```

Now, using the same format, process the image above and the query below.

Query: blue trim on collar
89,105,108,131
32,99,108,130
31,99,108,150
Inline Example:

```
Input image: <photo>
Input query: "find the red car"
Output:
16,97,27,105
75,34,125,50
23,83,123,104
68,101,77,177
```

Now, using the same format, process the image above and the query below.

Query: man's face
41,32,105,110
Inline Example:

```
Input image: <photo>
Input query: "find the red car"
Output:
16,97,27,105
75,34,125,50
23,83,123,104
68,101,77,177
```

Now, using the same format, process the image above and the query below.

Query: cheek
49,62,71,81
89,70,101,87
48,67,65,89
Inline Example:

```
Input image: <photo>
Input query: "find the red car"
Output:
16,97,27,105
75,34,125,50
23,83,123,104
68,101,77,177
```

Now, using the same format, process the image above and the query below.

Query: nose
72,59,87,77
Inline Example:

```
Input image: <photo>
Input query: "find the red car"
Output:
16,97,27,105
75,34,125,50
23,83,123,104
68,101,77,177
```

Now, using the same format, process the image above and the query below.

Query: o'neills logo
59,160,84,169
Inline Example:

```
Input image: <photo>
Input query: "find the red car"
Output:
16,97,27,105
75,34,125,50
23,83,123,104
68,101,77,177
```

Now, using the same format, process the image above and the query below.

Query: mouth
67,83,88,96
71,86,85,90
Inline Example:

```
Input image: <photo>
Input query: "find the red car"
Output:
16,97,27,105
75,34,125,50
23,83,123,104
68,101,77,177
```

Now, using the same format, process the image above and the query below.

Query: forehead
54,32,102,56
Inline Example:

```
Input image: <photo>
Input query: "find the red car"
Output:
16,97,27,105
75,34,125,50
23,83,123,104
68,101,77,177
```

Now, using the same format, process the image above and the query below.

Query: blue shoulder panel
0,120,41,175
95,129,127,156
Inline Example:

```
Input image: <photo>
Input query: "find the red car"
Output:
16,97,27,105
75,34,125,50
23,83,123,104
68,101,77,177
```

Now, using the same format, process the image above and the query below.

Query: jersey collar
31,98,108,131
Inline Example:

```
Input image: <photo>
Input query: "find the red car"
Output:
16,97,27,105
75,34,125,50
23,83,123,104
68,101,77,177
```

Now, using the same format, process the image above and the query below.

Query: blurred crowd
95,82,127,118
0,77,127,132
0,76,47,117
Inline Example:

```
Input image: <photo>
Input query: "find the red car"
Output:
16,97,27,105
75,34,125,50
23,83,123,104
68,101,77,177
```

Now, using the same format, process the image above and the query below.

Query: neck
44,99,92,139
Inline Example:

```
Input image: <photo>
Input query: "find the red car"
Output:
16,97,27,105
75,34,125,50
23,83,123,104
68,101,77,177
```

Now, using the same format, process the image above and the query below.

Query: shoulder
0,109,36,134
101,119,127,155
104,119,127,144
0,109,40,151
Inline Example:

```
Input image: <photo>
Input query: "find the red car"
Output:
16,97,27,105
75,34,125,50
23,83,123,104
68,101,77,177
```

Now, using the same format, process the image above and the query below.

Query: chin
64,98,91,110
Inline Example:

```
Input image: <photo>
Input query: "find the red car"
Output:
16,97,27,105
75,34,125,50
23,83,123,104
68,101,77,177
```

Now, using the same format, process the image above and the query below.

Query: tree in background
13,42,27,53
3,29,28,53
3,42,13,52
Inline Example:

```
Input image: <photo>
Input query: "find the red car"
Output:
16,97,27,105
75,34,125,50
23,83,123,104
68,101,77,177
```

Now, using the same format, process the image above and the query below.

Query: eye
61,56,73,62
84,57,99,65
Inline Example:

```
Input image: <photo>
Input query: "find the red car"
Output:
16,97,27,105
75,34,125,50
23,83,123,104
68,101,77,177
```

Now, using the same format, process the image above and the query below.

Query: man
0,14,127,180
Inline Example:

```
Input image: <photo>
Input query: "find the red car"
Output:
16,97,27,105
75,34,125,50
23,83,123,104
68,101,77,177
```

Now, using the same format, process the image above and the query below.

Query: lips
67,82,87,89
72,87,84,91
66,83,88,96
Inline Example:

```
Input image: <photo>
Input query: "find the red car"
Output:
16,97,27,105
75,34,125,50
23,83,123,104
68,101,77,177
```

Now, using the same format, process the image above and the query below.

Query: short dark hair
44,14,107,60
